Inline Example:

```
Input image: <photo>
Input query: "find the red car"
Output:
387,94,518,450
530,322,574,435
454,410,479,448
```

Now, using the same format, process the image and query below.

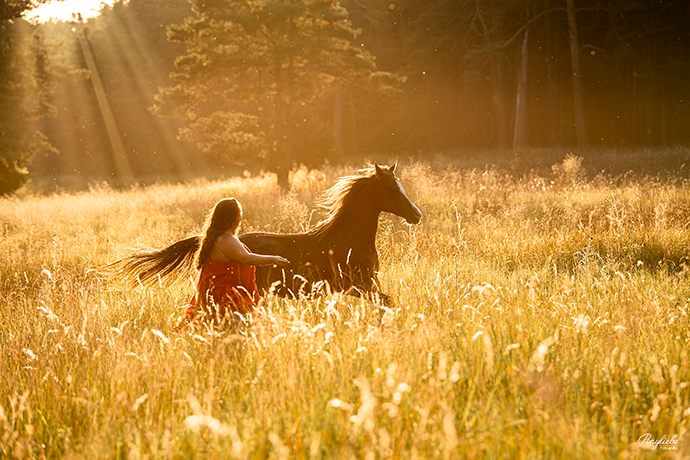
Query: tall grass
1,153,690,458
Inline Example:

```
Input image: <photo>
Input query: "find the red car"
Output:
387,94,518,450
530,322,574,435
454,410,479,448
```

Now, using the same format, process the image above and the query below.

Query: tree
512,30,528,150
155,0,397,189
397,0,528,150
471,0,515,149
1,2,59,195
0,1,44,20
601,0,690,147
566,0,587,148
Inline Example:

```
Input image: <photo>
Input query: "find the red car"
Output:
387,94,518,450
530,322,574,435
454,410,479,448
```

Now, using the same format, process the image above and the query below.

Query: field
2,150,690,458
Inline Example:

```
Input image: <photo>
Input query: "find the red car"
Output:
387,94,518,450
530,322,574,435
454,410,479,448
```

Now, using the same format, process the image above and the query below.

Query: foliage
0,156,29,195
155,0,400,188
0,15,58,195
348,0,690,151
2,152,690,457
17,0,690,189
0,131,56,195
0,0,49,21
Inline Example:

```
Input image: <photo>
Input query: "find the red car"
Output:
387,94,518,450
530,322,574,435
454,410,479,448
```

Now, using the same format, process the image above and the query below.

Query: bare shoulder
214,232,250,262
216,233,243,251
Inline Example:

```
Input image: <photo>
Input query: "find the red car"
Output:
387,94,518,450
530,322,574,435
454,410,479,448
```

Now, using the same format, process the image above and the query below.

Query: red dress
187,251,260,321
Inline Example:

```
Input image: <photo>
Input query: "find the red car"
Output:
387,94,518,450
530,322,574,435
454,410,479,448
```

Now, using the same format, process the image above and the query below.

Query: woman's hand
272,256,290,266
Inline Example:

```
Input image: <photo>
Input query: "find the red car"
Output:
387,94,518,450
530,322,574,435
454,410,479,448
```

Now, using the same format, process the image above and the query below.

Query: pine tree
154,0,398,189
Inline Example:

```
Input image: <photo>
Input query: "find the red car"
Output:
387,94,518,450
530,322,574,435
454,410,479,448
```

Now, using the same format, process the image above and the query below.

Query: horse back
239,231,318,294
239,231,313,261
239,230,377,297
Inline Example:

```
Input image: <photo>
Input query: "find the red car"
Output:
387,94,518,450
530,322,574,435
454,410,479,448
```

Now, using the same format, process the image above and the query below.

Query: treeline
352,0,690,150
3,0,690,191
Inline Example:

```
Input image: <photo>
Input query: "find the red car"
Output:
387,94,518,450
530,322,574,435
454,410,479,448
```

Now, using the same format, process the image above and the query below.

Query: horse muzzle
406,206,423,224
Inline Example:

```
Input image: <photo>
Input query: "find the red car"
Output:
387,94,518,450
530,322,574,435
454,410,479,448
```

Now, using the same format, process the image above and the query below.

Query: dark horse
111,163,421,305
241,162,422,304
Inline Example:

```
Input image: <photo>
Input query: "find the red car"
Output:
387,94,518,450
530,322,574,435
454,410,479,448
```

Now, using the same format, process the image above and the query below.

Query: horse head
373,162,423,224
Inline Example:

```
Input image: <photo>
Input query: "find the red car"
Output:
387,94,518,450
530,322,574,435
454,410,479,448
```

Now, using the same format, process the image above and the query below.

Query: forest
1,0,690,192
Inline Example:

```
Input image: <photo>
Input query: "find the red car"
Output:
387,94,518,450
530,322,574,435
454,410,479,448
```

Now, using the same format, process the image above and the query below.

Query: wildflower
328,398,353,411
349,377,377,434
184,414,231,436
529,336,556,373
151,329,170,345
572,314,590,335
132,394,148,412
504,343,521,355
184,394,231,437
22,348,37,361
483,330,495,374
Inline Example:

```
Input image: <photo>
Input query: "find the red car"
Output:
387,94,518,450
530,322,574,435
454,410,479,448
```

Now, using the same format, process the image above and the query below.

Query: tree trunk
456,54,474,146
273,63,290,191
644,89,653,146
632,72,639,145
272,97,290,191
491,57,508,149
277,94,292,191
566,0,588,148
545,9,560,146
273,17,297,192
333,91,344,157
347,91,359,157
661,87,668,147
513,30,529,150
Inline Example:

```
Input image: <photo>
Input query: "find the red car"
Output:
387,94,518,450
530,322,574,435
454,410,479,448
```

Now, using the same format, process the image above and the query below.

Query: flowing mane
308,166,377,237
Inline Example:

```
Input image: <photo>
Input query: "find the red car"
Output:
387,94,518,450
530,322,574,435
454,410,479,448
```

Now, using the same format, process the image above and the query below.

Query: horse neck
322,191,380,245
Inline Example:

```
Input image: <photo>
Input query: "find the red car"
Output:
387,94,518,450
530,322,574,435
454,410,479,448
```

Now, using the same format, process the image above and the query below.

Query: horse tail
105,235,202,287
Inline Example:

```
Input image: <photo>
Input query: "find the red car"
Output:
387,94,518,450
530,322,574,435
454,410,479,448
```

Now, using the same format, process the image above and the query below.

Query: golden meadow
1,151,690,458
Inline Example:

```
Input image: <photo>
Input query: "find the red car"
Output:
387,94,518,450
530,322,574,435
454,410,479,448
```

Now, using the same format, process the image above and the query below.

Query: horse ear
374,162,385,176
388,161,397,173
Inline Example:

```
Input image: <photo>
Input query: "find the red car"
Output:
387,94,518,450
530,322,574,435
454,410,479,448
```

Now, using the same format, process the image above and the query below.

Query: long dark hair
195,198,241,269
107,198,241,287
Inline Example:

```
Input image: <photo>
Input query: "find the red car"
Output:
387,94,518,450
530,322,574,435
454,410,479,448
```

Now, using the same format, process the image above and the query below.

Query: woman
109,198,288,326
187,198,289,324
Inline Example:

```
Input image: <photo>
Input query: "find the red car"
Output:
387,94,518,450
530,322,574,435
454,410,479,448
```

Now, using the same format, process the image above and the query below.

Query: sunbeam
30,0,199,188
93,6,200,175
34,31,117,187
25,0,117,23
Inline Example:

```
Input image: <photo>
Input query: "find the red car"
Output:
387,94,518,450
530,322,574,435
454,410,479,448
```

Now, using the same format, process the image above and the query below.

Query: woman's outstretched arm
216,233,289,266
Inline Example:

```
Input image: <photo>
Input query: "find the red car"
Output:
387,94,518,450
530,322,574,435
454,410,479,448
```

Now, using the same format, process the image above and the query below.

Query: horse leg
369,272,395,307
344,277,395,308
